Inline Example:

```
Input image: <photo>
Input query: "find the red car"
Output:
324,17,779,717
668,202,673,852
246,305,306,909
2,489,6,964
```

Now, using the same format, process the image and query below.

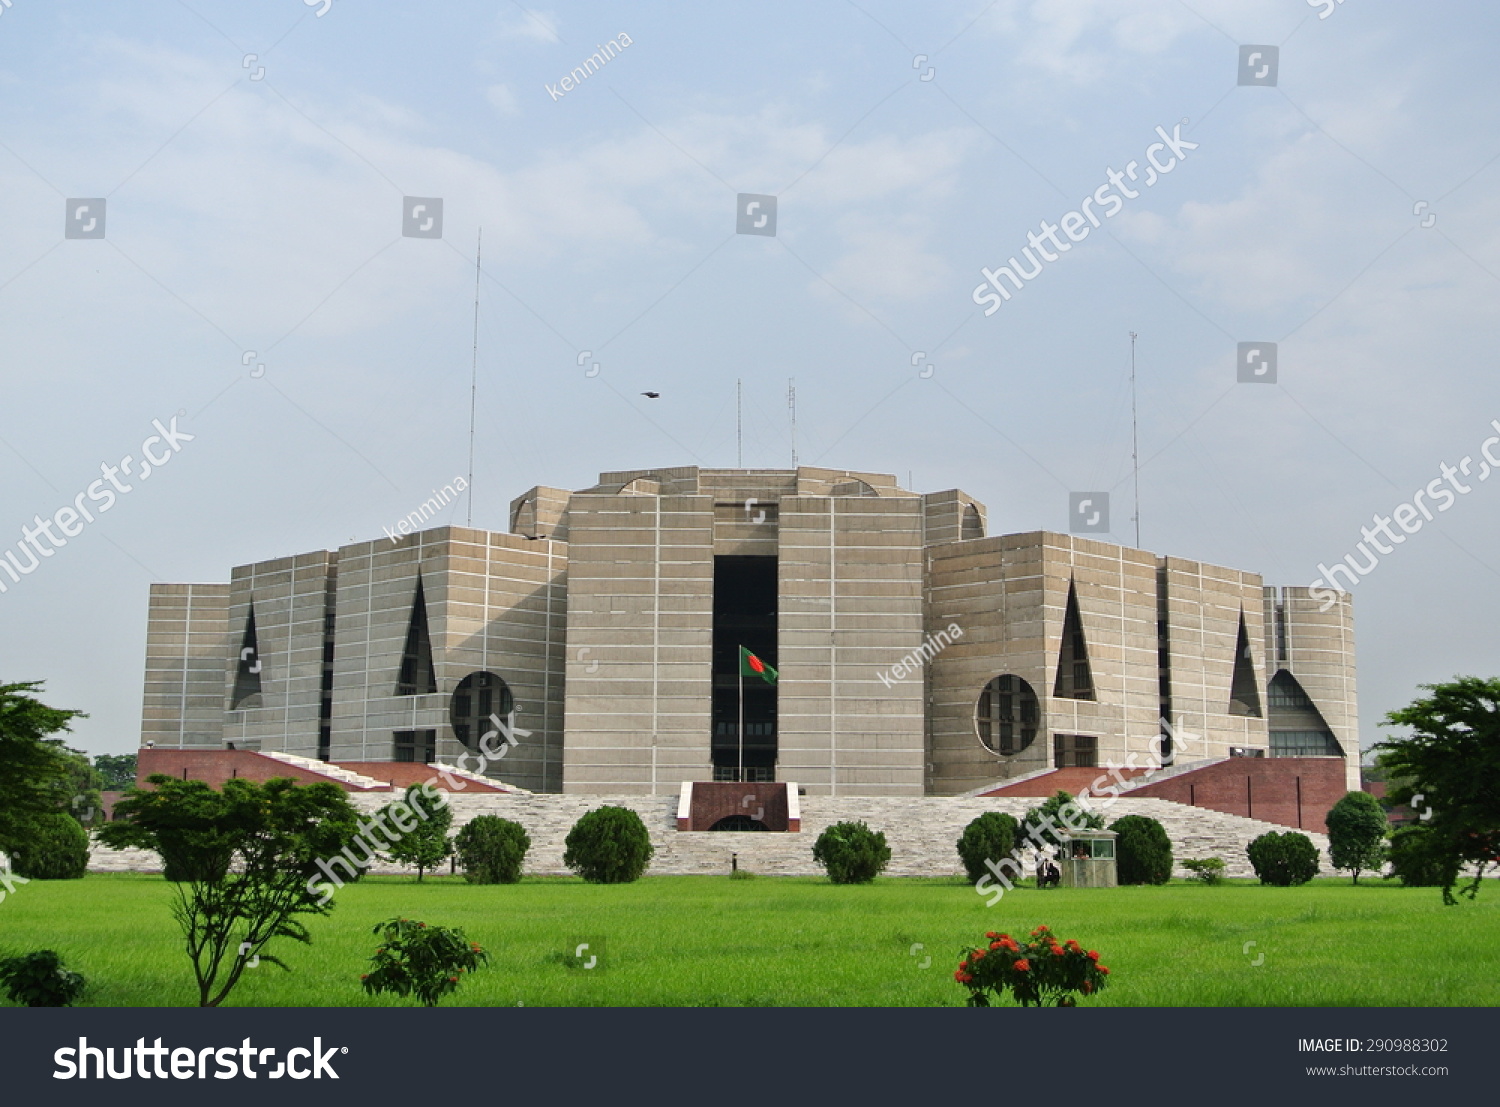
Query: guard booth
1059,830,1118,888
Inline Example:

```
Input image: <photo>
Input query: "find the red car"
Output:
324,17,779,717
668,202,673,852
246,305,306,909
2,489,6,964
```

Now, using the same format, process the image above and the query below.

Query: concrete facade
140,466,1358,799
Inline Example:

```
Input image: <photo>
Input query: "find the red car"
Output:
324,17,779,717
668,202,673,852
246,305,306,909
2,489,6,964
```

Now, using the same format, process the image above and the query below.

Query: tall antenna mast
1129,330,1141,548
736,378,743,468
466,228,482,527
788,378,797,467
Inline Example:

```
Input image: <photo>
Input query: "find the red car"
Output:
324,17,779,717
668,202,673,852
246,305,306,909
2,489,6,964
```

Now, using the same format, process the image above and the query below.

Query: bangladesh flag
739,646,778,685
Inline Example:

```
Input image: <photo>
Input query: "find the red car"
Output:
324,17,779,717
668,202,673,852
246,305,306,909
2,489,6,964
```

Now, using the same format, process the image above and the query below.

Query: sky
1,0,1497,759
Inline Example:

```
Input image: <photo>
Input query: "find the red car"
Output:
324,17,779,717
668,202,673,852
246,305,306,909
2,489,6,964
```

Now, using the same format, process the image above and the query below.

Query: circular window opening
975,675,1039,756
450,671,514,751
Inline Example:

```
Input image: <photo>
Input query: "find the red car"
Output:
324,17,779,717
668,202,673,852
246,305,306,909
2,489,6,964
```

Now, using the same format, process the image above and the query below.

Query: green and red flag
739,646,778,685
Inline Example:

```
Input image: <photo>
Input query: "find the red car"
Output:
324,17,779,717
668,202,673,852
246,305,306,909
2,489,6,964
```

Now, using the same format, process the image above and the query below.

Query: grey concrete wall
141,583,229,749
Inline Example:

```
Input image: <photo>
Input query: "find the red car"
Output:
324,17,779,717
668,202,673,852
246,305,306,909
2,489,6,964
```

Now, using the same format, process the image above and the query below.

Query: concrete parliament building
140,466,1359,820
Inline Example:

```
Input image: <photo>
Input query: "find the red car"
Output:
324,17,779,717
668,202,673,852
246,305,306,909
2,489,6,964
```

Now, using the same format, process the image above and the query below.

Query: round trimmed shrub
1246,830,1319,886
563,806,654,884
956,812,1018,885
10,813,89,880
0,950,86,1007
1110,814,1173,885
1325,790,1388,883
454,815,530,884
1385,825,1456,888
812,820,891,884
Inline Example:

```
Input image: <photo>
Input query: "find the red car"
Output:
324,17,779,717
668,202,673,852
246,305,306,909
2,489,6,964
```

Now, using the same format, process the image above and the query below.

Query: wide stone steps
85,792,1333,881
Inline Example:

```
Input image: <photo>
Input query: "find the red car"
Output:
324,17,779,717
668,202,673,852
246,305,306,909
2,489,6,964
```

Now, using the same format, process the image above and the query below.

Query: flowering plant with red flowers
955,926,1110,1007
361,917,488,1007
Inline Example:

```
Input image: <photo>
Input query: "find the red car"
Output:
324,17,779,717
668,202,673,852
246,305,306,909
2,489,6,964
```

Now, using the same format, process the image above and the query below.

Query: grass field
1,873,1496,1007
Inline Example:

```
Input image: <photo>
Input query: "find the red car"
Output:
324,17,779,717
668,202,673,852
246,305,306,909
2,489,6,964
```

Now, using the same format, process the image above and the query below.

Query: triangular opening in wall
1053,580,1095,700
1267,670,1343,755
231,604,263,710
1228,610,1263,717
395,576,438,695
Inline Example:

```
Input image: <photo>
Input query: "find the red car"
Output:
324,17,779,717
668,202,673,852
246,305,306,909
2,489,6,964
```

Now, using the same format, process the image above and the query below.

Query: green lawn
1,873,1495,1007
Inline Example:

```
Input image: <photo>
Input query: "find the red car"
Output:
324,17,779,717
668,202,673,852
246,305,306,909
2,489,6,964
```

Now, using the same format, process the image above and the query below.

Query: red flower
973,949,986,960
989,941,1002,950
986,932,999,940
1051,947,1063,957
1014,959,1031,972
1099,966,1110,975
1081,982,1093,994
955,971,973,983
1087,950,1100,961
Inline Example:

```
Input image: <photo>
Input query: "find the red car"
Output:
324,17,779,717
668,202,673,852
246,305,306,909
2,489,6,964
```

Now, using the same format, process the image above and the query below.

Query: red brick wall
980,766,1153,798
684,782,792,831
335,762,510,793
136,749,390,792
1127,757,1349,833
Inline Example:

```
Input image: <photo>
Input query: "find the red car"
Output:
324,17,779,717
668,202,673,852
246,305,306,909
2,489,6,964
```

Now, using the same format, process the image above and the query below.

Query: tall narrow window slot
396,576,438,696
231,605,263,710
1228,610,1263,717
1053,581,1095,699
711,556,777,782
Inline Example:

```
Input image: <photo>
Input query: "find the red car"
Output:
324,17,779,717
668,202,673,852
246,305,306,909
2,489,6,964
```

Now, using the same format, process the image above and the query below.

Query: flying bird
641,391,660,399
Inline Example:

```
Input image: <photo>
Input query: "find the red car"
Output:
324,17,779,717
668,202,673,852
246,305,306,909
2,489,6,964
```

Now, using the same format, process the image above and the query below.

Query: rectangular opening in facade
711,555,777,782
394,729,436,763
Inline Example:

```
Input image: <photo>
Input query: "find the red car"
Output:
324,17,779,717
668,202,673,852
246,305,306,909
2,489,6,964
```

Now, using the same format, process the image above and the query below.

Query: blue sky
2,0,1498,757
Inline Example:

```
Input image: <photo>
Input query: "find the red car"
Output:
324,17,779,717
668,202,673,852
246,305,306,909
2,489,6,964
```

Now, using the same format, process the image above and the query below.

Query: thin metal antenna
737,378,743,468
466,228,482,527
788,378,797,467
1129,331,1141,548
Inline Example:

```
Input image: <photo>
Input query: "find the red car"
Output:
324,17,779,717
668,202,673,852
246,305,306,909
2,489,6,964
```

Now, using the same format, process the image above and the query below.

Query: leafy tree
1378,677,1500,904
1246,831,1319,886
1181,858,1226,885
98,775,363,1007
379,784,453,881
93,754,138,792
10,812,89,879
55,748,104,827
956,811,1018,885
1021,790,1104,855
1385,825,1457,888
0,682,85,855
811,820,891,884
454,815,530,884
1325,790,1388,884
563,806,655,884
1109,814,1173,885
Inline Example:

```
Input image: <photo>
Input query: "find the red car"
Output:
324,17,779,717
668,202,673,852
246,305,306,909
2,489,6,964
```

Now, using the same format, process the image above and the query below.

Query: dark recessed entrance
712,555,777,782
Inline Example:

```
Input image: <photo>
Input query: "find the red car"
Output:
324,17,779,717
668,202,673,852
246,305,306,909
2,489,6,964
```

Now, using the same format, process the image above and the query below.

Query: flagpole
738,663,745,783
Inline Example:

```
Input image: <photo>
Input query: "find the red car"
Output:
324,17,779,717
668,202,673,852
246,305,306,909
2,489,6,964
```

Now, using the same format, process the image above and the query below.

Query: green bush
1385,825,1457,888
454,815,530,884
1021,791,1104,854
1325,791,1388,884
1110,815,1173,885
811,821,891,884
956,812,1018,885
0,950,86,1007
10,812,89,880
563,806,654,884
1246,831,1320,886
361,918,487,1007
1182,858,1226,885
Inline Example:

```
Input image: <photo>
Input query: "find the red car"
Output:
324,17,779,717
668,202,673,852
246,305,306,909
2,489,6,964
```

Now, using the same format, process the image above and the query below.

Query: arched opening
709,815,768,831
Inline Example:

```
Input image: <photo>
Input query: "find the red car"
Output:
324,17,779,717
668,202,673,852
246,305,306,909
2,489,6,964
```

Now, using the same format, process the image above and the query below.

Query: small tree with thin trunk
1326,790,1388,884
99,775,363,1007
380,784,453,881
